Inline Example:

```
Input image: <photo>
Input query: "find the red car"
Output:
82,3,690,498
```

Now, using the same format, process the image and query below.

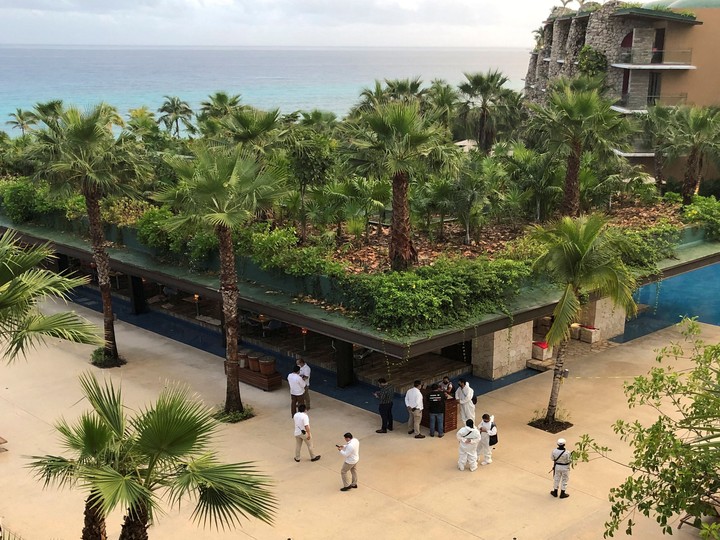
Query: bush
578,45,608,78
212,405,255,423
617,220,680,274
1,179,37,223
101,197,153,227
90,347,126,368
135,207,175,251
683,196,720,240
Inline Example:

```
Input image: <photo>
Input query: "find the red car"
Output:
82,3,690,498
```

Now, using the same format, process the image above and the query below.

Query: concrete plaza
0,301,712,539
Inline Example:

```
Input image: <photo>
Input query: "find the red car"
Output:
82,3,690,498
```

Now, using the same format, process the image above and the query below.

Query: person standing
439,376,454,397
337,432,359,492
405,380,425,439
550,438,572,498
287,365,306,418
427,383,445,438
455,378,475,424
478,413,497,465
293,404,321,463
297,358,312,410
373,377,394,433
456,419,481,471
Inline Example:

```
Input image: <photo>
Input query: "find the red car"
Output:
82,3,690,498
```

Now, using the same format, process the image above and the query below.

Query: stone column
549,19,572,79
578,297,626,341
471,321,533,380
562,17,587,78
335,339,354,388
631,27,656,64
627,71,650,110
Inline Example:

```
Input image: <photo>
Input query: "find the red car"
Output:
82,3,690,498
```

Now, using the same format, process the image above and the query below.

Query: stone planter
580,326,600,344
532,342,553,360
570,323,581,340
258,356,277,375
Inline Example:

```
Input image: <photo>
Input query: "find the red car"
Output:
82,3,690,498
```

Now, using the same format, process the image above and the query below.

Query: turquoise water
0,46,530,125
616,263,720,342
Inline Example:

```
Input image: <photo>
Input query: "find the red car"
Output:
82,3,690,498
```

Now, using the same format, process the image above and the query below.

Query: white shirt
340,438,360,464
298,363,311,388
405,387,423,410
287,372,306,396
293,411,310,436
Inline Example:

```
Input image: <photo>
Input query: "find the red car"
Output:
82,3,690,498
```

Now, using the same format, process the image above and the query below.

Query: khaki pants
291,393,305,418
303,387,311,409
407,407,422,433
341,461,358,487
295,433,316,460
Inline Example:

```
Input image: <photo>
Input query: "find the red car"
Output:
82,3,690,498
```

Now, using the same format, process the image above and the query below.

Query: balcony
612,93,687,114
612,48,695,70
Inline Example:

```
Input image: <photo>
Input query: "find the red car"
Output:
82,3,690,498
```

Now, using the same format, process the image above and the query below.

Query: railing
618,48,693,65
617,93,687,109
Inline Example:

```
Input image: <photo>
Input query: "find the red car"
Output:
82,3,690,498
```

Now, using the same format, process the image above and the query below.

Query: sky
0,0,564,48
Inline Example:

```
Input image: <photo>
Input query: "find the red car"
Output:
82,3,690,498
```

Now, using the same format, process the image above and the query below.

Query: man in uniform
551,438,572,498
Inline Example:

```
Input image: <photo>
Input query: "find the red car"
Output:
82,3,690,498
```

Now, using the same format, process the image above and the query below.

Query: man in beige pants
293,404,321,463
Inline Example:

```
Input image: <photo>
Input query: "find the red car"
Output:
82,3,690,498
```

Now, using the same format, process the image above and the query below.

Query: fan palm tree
199,91,242,120
530,214,637,424
452,153,492,244
458,70,518,153
0,230,101,362
641,106,674,193
31,99,64,128
344,102,445,271
157,96,194,137
6,108,36,135
31,103,149,365
157,144,288,413
530,86,631,217
29,372,276,540
425,79,460,131
666,106,720,204
219,108,284,154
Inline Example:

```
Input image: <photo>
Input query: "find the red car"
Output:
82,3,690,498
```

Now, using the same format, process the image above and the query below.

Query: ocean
0,46,530,127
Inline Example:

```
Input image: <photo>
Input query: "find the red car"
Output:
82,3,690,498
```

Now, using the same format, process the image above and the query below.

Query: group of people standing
288,360,570,496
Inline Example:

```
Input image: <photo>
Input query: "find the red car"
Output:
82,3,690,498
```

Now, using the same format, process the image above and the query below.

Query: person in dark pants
427,383,445,437
373,377,394,433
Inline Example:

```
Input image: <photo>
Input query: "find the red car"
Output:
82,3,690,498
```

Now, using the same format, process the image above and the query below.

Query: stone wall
561,17,588,78
471,321,533,380
578,297,627,340
549,18,572,79
627,71,650,109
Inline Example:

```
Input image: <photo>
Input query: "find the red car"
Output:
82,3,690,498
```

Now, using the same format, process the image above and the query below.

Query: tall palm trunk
84,187,120,363
545,338,570,424
218,224,244,413
119,503,149,540
682,148,700,205
82,493,107,540
389,171,417,271
653,151,666,195
560,142,582,217
464,221,471,245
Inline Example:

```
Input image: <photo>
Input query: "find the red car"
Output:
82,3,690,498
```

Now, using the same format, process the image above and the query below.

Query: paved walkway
0,301,712,539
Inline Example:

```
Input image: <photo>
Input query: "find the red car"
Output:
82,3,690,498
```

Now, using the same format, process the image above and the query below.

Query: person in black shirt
373,378,395,433
427,383,446,438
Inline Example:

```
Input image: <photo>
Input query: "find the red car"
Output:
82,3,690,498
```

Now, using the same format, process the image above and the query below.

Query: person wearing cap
550,438,572,498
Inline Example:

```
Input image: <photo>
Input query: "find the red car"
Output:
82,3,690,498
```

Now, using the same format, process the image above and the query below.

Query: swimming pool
614,262,720,342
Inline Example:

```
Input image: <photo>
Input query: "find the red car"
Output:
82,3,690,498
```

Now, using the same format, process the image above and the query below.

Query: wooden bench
238,367,282,391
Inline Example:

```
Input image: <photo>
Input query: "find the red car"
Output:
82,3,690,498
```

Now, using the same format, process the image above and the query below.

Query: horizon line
0,43,531,50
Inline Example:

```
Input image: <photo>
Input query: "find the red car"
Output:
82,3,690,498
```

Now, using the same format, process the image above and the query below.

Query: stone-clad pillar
549,18,572,79
578,297,627,341
471,321,533,380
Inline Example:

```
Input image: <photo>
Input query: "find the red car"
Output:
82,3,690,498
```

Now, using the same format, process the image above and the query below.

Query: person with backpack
478,413,497,466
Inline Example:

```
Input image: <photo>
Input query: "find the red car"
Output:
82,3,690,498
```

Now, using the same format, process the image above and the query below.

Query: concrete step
526,358,555,372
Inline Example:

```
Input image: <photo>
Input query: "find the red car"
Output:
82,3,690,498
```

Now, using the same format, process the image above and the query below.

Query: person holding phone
337,432,359,491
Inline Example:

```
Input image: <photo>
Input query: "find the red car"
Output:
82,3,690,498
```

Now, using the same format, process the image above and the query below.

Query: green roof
665,0,720,7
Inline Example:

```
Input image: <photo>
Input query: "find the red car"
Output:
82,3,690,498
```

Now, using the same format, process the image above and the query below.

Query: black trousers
379,402,393,430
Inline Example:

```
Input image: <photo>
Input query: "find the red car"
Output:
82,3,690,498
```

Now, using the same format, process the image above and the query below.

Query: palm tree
31,103,149,365
31,99,64,128
0,230,101,362
641,106,674,193
344,102,445,271
425,79,460,131
30,372,276,540
220,107,284,154
452,154,491,244
157,95,194,137
6,108,36,135
157,144,287,413
199,91,242,119
458,70,519,153
530,214,637,424
530,85,631,217
424,176,455,240
666,106,720,204
126,106,161,142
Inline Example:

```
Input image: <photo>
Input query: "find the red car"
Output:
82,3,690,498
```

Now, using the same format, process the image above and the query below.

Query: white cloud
0,0,561,47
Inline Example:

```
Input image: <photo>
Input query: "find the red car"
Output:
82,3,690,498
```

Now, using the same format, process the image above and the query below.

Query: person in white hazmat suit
456,419,481,471
478,413,497,466
454,378,475,424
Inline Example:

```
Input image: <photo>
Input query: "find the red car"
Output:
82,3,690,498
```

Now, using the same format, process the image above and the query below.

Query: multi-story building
525,0,720,113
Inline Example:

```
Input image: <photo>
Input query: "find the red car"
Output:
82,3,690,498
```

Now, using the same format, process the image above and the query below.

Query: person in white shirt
287,365,306,418
456,419,481,471
478,413,497,465
405,380,425,439
455,378,475,424
551,438,572,498
297,358,312,409
293,404,321,463
337,432,360,491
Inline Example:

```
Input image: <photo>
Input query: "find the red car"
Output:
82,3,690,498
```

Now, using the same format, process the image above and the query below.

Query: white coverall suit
552,447,571,491
478,415,497,465
456,425,481,471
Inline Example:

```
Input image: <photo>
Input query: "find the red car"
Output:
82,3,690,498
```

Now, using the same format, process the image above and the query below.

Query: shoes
458,466,465,471
469,467,477,472
550,489,558,497
294,458,300,462
560,491,570,499
414,434,426,439
311,455,321,462
408,429,415,435
438,434,444,438
340,486,352,492
388,427,393,431
430,433,435,437
350,484,358,489
375,429,387,433
480,461,489,466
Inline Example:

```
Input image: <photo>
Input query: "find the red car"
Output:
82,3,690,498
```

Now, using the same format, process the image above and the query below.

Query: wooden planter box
237,366,282,391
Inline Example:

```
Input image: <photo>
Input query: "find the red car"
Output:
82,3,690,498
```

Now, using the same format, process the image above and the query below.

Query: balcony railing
617,93,687,109
618,48,693,65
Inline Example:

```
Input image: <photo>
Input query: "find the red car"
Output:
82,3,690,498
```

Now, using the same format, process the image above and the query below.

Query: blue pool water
615,262,720,342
